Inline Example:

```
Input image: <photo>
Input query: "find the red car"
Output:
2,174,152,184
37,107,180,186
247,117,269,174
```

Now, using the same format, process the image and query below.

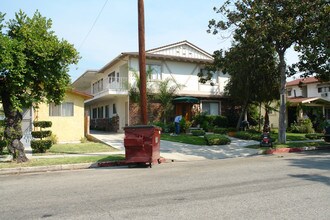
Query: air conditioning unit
321,92,328,97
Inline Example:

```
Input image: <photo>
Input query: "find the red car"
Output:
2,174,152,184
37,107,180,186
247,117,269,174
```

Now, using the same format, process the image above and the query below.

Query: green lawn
0,155,125,169
0,142,123,169
161,133,207,145
35,142,118,155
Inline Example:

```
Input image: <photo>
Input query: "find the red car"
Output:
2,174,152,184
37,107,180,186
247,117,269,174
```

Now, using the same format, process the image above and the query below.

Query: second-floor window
92,79,103,93
147,64,161,80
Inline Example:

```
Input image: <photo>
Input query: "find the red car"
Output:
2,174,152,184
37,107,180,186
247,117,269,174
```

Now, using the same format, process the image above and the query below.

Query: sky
2,0,298,82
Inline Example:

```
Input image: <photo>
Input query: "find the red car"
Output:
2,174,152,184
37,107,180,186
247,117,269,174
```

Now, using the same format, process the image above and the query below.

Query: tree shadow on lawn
286,150,330,186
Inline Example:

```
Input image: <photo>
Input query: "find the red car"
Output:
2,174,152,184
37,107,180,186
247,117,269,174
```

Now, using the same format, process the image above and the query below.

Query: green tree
200,38,279,130
155,78,182,124
208,0,329,143
0,11,79,162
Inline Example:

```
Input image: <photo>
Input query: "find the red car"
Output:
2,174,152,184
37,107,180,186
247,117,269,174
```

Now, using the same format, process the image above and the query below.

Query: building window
113,104,117,114
49,102,74,117
202,102,220,115
98,106,104,118
108,71,115,83
92,108,97,119
92,79,104,93
147,64,161,80
105,105,109,118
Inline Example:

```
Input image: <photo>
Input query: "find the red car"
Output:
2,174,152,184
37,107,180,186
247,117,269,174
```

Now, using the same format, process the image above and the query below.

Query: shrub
80,137,88,143
289,119,315,133
191,129,206,136
31,140,52,153
204,134,231,145
32,120,53,153
33,121,52,128
48,134,58,144
31,130,52,139
213,115,228,128
151,121,174,133
213,127,228,134
305,133,323,140
0,140,7,154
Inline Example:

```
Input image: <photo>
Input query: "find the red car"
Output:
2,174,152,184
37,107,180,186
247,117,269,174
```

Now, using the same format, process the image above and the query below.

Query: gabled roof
146,40,213,60
98,40,213,73
286,77,319,86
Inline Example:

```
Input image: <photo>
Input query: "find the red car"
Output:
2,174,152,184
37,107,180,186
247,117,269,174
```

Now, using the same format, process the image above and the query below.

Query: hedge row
191,129,206,136
204,134,231,145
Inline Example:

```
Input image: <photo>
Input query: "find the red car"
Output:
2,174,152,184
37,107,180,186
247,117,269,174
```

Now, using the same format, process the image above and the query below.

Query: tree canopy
208,0,329,143
0,11,79,162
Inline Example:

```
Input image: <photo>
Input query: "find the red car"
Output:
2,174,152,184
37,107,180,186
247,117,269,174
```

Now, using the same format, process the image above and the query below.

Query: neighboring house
266,77,330,129
21,89,92,146
72,40,230,131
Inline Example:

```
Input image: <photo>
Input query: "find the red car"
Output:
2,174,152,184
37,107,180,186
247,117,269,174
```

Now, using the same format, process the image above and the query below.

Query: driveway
89,130,261,161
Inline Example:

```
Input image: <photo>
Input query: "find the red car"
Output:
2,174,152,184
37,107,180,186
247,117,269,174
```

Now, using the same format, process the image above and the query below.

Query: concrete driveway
90,130,261,161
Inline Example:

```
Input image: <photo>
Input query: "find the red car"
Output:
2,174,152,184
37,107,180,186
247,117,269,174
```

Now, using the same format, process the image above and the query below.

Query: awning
288,97,330,105
172,96,200,104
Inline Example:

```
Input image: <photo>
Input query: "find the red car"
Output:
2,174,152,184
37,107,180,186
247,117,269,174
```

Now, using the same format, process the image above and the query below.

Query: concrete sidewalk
90,131,261,161
0,131,261,175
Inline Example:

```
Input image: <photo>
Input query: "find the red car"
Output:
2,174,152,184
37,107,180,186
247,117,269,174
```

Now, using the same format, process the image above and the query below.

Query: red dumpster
123,125,162,167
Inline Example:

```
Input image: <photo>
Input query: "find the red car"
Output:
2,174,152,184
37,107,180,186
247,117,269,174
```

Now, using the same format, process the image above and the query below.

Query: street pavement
1,152,329,219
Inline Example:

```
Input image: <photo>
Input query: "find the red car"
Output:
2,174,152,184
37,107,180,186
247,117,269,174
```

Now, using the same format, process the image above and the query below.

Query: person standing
174,115,182,135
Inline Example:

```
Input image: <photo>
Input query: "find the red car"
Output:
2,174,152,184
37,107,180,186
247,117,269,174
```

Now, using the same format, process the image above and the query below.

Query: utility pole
138,0,147,125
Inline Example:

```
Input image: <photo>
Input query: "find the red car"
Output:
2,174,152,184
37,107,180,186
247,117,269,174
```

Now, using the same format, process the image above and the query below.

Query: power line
78,0,109,50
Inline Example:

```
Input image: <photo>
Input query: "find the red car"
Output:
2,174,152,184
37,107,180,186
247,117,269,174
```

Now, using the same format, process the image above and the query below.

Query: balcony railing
92,77,128,95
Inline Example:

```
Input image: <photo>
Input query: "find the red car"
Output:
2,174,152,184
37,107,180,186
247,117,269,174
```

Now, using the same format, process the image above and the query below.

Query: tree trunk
278,50,287,144
236,100,249,130
1,92,28,163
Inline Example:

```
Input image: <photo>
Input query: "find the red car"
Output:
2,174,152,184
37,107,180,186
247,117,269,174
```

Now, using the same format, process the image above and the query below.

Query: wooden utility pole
138,0,147,125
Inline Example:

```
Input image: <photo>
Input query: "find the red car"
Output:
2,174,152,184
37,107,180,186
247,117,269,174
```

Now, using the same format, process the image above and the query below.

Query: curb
265,145,330,154
0,158,168,176
0,163,99,175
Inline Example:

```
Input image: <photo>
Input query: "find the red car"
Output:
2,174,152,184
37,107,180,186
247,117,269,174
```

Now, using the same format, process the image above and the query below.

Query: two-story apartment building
267,77,330,129
72,41,230,131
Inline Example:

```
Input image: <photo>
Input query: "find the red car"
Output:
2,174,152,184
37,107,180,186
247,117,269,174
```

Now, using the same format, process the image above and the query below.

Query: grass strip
34,142,118,155
0,155,125,169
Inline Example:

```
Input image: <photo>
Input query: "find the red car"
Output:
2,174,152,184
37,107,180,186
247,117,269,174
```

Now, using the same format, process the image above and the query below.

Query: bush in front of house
288,119,315,133
191,129,206,136
31,140,52,153
193,112,228,132
151,121,174,133
213,127,228,134
212,115,228,128
204,134,231,145
31,120,53,153
234,131,261,141
0,140,7,155
305,133,323,140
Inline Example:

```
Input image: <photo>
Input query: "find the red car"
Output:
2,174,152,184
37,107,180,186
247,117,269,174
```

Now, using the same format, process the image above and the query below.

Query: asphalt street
0,151,329,220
